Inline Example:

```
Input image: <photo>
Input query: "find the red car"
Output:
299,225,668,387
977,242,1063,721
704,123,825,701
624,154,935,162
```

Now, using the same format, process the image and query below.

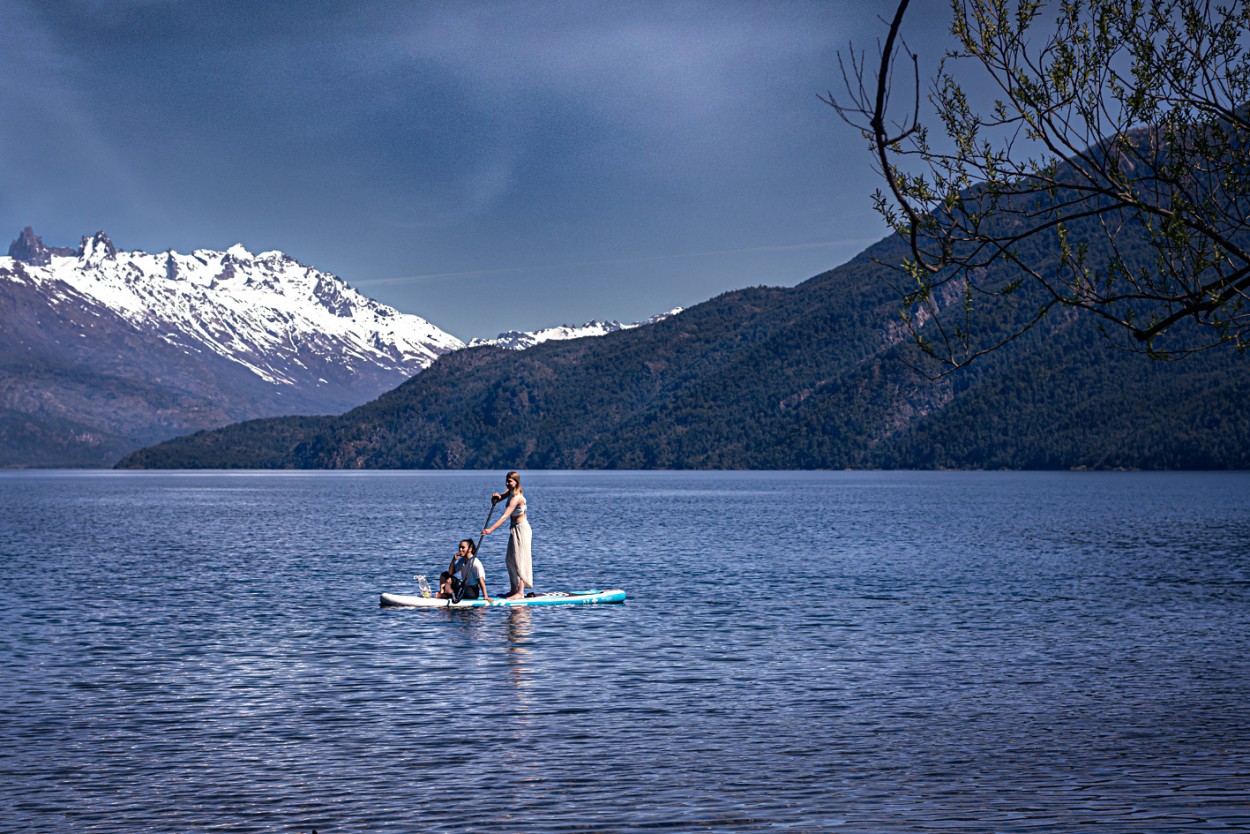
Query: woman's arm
483,494,520,535
472,559,491,602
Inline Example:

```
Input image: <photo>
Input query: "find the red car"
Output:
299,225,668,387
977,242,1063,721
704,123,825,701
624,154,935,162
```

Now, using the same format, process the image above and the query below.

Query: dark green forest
117,220,1250,471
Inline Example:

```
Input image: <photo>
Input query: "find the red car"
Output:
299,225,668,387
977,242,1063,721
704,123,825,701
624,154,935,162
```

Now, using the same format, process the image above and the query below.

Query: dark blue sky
1,0,954,340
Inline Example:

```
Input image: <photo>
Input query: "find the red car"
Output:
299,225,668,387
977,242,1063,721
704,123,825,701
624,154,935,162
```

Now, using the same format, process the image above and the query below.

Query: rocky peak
78,231,118,263
164,251,180,282
8,226,73,266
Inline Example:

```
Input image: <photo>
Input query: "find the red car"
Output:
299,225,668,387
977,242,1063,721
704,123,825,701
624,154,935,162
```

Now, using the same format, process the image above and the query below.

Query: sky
0,0,956,341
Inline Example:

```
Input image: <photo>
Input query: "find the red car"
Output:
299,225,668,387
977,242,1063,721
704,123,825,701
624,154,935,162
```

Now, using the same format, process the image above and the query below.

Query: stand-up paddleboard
380,589,626,608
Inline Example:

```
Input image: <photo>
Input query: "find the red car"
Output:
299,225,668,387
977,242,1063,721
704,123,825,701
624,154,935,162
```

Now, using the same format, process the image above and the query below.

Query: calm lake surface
1,470,1248,832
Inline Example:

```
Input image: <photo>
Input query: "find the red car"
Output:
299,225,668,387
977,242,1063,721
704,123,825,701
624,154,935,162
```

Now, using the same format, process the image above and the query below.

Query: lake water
1,470,1248,832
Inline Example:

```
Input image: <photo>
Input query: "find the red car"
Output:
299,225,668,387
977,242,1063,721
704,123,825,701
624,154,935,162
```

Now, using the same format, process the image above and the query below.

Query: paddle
451,499,498,605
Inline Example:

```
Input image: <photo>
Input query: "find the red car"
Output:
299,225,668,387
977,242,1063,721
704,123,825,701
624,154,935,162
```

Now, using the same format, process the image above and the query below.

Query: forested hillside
117,227,1250,470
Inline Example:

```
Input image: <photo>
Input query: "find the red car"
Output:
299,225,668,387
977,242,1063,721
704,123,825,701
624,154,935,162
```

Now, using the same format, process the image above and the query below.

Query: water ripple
1,471,1248,832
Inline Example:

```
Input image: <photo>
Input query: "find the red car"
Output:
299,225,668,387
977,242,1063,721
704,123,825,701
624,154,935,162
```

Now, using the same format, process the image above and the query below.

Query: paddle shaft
475,498,499,558
451,501,498,605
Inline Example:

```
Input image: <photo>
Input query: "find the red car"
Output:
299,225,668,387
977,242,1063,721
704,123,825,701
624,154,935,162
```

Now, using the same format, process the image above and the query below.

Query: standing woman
482,471,532,600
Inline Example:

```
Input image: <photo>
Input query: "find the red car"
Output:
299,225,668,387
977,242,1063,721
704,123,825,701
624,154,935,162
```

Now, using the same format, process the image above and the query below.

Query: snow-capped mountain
1,227,462,466
468,308,683,350
1,225,686,467
7,227,462,385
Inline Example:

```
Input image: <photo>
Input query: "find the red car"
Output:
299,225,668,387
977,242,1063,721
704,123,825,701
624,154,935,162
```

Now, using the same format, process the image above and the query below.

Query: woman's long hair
506,471,523,495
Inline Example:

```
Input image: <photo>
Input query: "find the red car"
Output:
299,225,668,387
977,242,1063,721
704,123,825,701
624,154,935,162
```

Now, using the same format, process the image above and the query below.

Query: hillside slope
118,231,1250,470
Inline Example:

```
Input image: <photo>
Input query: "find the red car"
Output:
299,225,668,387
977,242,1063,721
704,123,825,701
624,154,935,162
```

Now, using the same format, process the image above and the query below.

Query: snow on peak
3,226,687,396
3,229,464,386
78,231,117,265
224,243,253,261
468,307,684,350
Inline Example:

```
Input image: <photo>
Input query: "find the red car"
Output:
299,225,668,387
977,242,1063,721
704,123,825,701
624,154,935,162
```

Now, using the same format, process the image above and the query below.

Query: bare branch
832,0,1250,367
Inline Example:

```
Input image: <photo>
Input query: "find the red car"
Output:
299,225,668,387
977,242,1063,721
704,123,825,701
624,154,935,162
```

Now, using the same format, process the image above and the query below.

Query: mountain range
116,225,1250,471
0,227,683,467
8,193,1249,473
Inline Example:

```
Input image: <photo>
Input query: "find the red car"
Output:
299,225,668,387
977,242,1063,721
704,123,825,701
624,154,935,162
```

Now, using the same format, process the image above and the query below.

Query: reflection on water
506,607,534,684
2,470,1249,833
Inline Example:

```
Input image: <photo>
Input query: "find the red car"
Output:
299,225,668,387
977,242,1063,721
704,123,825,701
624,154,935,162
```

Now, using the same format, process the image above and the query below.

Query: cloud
386,2,829,124
0,2,159,237
357,235,882,287
337,1,853,185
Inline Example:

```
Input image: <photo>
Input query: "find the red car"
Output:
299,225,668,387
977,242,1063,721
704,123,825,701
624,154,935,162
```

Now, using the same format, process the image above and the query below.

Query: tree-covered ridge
117,222,1250,470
